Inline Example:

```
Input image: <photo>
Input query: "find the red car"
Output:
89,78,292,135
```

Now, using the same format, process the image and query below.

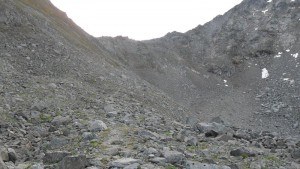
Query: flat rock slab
109,158,140,168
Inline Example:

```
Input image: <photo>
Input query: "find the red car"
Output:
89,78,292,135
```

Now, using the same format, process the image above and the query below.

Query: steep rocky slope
0,0,299,169
98,0,300,135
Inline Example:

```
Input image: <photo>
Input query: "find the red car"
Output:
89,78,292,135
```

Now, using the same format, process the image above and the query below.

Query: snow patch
262,9,269,14
262,68,269,79
286,49,290,52
223,80,227,83
255,28,258,30
291,53,298,58
274,52,282,58
267,0,272,2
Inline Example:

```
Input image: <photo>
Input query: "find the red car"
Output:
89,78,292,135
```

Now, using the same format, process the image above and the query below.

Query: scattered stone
31,163,44,169
88,120,108,132
230,148,256,157
185,161,231,169
124,163,140,169
43,151,71,164
149,157,166,165
109,158,140,168
51,116,71,126
205,130,219,138
162,150,185,164
0,148,8,162
58,155,88,169
82,132,97,141
49,137,68,149
291,149,300,159
7,148,17,163
0,156,7,169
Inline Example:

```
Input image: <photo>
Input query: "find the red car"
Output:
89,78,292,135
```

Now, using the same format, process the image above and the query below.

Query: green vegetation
165,164,177,169
39,113,53,123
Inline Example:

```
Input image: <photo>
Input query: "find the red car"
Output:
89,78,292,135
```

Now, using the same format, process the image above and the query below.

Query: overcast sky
50,0,243,40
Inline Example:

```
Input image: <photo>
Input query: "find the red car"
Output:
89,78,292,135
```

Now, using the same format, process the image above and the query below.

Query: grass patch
39,113,53,123
166,164,177,169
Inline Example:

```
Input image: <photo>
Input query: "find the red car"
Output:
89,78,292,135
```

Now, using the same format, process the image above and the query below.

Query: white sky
50,0,243,40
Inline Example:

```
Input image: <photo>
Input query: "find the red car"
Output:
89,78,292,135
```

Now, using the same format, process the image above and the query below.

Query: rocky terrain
0,0,299,169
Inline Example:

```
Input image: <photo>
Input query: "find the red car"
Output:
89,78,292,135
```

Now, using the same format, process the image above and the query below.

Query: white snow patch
267,0,272,2
274,52,282,58
262,9,269,14
225,84,229,87
286,49,290,52
291,53,298,58
223,80,227,83
283,78,295,85
191,69,200,74
262,68,269,79
291,0,295,1
255,28,258,30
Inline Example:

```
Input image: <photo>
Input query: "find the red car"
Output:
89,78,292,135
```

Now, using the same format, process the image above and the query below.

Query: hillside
98,0,300,135
0,0,299,169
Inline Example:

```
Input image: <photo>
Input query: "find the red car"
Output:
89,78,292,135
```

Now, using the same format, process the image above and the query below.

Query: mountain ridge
0,0,299,168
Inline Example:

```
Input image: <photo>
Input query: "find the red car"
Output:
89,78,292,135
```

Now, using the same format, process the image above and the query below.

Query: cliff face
98,0,300,135
0,0,300,168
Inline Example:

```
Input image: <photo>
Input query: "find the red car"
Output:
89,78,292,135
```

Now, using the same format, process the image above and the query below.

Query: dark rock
291,149,300,159
82,132,97,141
230,148,256,157
205,130,219,138
43,151,71,164
7,148,17,163
58,155,88,169
49,137,68,149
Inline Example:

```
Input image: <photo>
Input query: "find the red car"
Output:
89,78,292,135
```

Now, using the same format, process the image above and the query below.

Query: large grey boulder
58,155,88,169
88,120,108,132
43,151,71,164
162,150,185,164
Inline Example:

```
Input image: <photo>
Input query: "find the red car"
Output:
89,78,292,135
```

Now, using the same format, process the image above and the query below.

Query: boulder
0,148,8,162
58,155,88,169
162,150,185,164
109,158,140,168
0,156,7,169
43,151,71,164
88,120,107,132
7,148,17,163
51,116,71,126
230,148,256,157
